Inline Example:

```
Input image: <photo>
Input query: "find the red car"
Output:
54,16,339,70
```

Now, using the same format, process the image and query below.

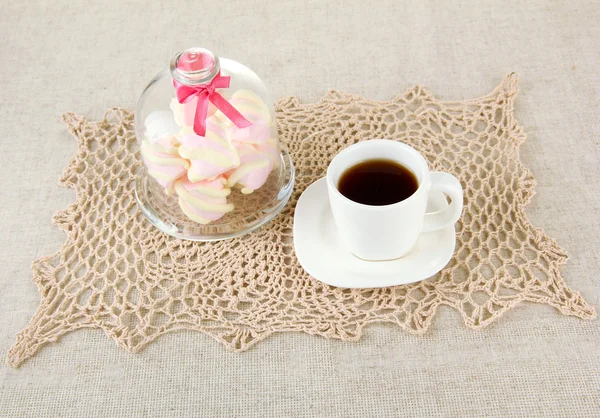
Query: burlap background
1,0,598,416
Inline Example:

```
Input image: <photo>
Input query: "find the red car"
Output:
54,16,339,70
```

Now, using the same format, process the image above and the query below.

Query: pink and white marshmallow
174,177,233,224
140,135,188,194
226,143,274,194
220,89,272,144
177,117,240,182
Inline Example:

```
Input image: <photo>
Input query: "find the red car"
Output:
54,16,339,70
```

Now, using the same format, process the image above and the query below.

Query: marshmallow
140,136,188,194
226,143,273,194
177,117,240,182
174,177,233,224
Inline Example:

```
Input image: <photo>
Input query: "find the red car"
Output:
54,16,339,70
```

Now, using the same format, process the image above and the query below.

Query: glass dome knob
170,47,220,85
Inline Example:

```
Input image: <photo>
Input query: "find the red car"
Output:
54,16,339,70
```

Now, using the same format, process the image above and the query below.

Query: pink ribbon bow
173,72,252,137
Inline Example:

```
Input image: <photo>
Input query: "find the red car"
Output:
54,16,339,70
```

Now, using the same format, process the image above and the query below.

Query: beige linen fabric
0,0,599,416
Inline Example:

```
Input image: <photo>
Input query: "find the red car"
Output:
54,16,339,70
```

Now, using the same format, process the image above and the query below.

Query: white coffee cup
326,139,463,261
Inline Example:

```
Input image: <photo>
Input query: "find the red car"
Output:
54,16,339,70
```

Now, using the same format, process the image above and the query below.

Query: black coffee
338,159,418,205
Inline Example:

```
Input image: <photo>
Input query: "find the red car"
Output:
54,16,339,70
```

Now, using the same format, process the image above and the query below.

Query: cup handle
422,172,464,232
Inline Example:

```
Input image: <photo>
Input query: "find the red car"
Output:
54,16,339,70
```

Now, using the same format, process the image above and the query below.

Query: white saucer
293,178,457,288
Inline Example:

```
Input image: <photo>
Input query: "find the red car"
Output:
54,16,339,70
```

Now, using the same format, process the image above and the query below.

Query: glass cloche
134,47,294,241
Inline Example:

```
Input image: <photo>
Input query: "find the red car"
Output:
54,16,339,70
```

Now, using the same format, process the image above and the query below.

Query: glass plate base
135,148,295,241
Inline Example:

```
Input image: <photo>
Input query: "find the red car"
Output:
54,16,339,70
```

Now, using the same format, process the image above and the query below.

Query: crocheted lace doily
8,74,595,367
